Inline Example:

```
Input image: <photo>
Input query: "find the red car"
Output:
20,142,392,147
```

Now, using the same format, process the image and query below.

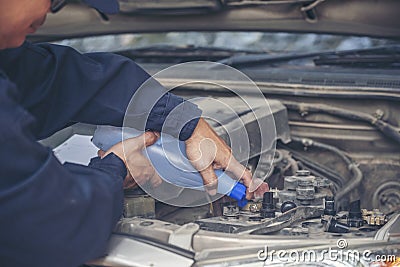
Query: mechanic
0,0,266,266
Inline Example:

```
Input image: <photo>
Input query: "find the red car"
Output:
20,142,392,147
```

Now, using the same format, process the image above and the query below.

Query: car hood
30,0,400,42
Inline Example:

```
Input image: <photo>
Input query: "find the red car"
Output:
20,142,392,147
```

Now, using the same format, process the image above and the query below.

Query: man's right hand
101,131,162,188
185,118,267,199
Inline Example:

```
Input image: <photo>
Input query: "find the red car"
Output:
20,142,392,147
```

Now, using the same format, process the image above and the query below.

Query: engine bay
108,95,399,241
45,84,400,265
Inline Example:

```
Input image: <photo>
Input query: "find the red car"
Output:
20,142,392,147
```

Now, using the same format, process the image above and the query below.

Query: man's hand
185,118,267,199
101,131,162,189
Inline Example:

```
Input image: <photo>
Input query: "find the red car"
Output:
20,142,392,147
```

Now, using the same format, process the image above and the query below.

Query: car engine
108,96,397,241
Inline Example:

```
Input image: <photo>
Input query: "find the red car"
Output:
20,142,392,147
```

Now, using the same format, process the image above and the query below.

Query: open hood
30,0,400,42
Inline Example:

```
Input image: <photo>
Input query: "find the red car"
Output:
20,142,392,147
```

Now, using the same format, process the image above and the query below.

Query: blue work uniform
0,42,201,267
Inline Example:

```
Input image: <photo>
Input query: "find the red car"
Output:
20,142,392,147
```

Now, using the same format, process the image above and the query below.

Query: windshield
54,31,400,53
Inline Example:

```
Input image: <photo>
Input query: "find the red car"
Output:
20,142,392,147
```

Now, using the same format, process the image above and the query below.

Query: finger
123,173,137,189
124,180,137,189
126,152,157,185
226,159,253,186
142,131,159,148
199,165,218,196
253,181,270,199
131,172,148,186
98,150,106,158
225,157,248,180
149,171,163,188
246,178,263,200
249,178,264,192
224,159,255,199
131,166,155,185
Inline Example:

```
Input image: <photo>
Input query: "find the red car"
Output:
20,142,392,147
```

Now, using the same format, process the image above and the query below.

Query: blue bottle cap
228,182,248,207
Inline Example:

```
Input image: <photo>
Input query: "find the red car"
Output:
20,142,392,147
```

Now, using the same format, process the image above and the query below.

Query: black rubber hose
336,163,363,200
293,137,352,166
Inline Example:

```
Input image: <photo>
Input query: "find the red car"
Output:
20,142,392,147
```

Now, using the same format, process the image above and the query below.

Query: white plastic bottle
92,125,248,207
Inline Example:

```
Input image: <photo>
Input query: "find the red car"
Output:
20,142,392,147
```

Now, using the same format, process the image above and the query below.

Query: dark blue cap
83,0,119,14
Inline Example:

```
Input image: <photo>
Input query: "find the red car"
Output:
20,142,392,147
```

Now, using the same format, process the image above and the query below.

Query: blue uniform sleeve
0,42,201,141
0,73,128,266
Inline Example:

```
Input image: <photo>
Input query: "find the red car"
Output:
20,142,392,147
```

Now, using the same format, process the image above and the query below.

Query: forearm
0,42,201,140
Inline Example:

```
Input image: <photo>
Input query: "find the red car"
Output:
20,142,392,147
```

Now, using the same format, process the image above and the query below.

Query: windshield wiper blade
117,44,263,61
314,55,400,68
226,0,326,8
218,45,400,68
314,46,400,68
218,51,324,66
